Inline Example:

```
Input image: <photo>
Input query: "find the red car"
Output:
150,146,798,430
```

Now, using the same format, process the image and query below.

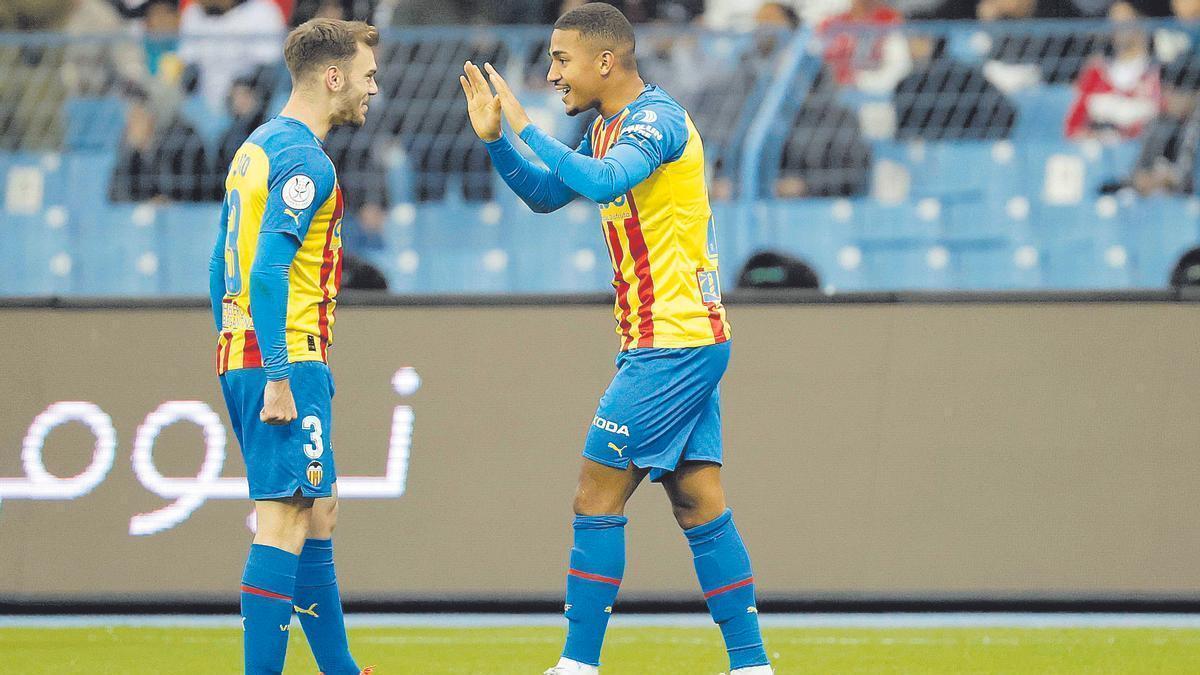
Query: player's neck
599,75,646,120
279,95,332,141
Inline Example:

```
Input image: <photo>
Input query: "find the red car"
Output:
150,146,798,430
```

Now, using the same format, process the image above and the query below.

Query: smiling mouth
557,85,571,101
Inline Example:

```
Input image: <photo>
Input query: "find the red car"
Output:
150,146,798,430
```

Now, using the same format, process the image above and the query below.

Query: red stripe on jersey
605,220,634,350
590,118,603,157
568,568,622,587
240,584,291,602
221,332,233,373
598,113,624,158
707,304,728,343
703,576,753,599
624,193,655,348
215,335,223,375
241,330,262,369
315,187,344,355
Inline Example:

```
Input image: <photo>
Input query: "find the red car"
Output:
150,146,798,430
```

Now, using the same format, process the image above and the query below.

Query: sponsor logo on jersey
621,123,663,143
637,109,658,124
593,415,630,437
282,175,315,210
306,460,324,487
747,606,759,614
607,443,627,457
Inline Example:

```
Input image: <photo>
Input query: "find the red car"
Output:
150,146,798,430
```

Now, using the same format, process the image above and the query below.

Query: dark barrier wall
2,299,1199,602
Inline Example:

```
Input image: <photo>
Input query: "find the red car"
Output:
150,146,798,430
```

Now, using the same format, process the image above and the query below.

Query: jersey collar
602,84,656,125
276,115,324,147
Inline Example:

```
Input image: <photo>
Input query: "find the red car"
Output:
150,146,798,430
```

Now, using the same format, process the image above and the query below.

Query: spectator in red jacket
1066,1,1162,140
818,0,911,94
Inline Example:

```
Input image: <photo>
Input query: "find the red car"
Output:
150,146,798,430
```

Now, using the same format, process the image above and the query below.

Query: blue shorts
583,341,729,482
219,361,336,500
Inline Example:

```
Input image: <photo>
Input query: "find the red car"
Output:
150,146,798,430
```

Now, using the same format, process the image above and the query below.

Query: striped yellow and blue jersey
214,115,345,374
580,86,731,351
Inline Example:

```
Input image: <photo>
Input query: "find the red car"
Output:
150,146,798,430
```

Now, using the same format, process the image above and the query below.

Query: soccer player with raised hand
208,18,378,675
461,4,772,674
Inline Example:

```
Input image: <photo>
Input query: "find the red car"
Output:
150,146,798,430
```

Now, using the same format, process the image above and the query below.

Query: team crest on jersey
282,175,315,210
306,460,324,487
697,269,722,304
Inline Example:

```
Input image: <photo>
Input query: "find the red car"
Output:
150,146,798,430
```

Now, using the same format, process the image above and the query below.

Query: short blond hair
283,18,379,81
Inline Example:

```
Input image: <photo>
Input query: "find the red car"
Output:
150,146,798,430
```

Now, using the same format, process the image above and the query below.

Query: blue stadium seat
159,204,222,295
1011,86,1075,141
1121,198,1200,287
758,200,854,289
953,237,1051,289
73,204,159,296
0,213,71,296
63,97,125,152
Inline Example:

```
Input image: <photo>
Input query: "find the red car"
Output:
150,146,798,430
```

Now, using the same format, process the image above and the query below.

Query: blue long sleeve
484,134,579,213
520,124,657,204
249,231,301,381
209,200,229,332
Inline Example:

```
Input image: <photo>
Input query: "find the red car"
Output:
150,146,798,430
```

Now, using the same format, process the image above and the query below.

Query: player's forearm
484,134,576,213
208,241,225,333
519,125,651,204
248,232,300,382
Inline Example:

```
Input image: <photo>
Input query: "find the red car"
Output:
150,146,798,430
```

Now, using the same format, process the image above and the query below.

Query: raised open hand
484,62,532,137
460,60,502,142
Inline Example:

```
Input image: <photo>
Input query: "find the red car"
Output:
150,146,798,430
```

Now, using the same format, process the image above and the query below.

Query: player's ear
325,64,343,92
597,50,614,76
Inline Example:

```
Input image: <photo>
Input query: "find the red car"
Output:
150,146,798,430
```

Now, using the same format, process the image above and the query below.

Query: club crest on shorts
306,460,324,486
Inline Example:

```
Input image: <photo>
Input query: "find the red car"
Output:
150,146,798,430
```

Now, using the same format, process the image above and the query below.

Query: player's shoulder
618,86,691,160
247,117,334,175
628,85,688,124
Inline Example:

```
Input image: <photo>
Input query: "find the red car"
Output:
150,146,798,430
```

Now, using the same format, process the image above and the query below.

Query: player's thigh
661,461,727,529
573,458,649,516
255,495,316,553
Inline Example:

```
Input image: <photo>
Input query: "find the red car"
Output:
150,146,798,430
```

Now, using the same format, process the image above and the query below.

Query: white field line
6,613,1200,630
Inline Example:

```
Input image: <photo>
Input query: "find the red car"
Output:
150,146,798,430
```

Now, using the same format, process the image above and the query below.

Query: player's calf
294,491,360,675
684,509,770,672
239,497,314,674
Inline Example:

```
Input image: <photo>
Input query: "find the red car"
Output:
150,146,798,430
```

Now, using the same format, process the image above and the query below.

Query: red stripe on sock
568,568,622,587
703,576,754,599
240,584,291,602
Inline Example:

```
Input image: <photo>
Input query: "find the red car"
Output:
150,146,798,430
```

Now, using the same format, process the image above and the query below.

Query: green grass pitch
5,625,1200,674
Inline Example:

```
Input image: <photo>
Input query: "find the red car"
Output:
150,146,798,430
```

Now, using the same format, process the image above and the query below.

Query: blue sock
684,509,769,671
241,544,300,675
295,539,359,675
561,514,626,667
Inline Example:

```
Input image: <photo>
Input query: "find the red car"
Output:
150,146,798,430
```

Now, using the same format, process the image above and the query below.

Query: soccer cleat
730,666,773,675
319,669,374,675
543,657,600,674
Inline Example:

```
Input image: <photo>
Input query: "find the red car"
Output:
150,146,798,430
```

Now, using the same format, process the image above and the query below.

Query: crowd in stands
4,0,1200,250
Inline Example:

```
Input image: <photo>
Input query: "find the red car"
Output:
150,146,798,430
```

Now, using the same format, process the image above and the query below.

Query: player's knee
572,485,624,516
671,497,725,530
